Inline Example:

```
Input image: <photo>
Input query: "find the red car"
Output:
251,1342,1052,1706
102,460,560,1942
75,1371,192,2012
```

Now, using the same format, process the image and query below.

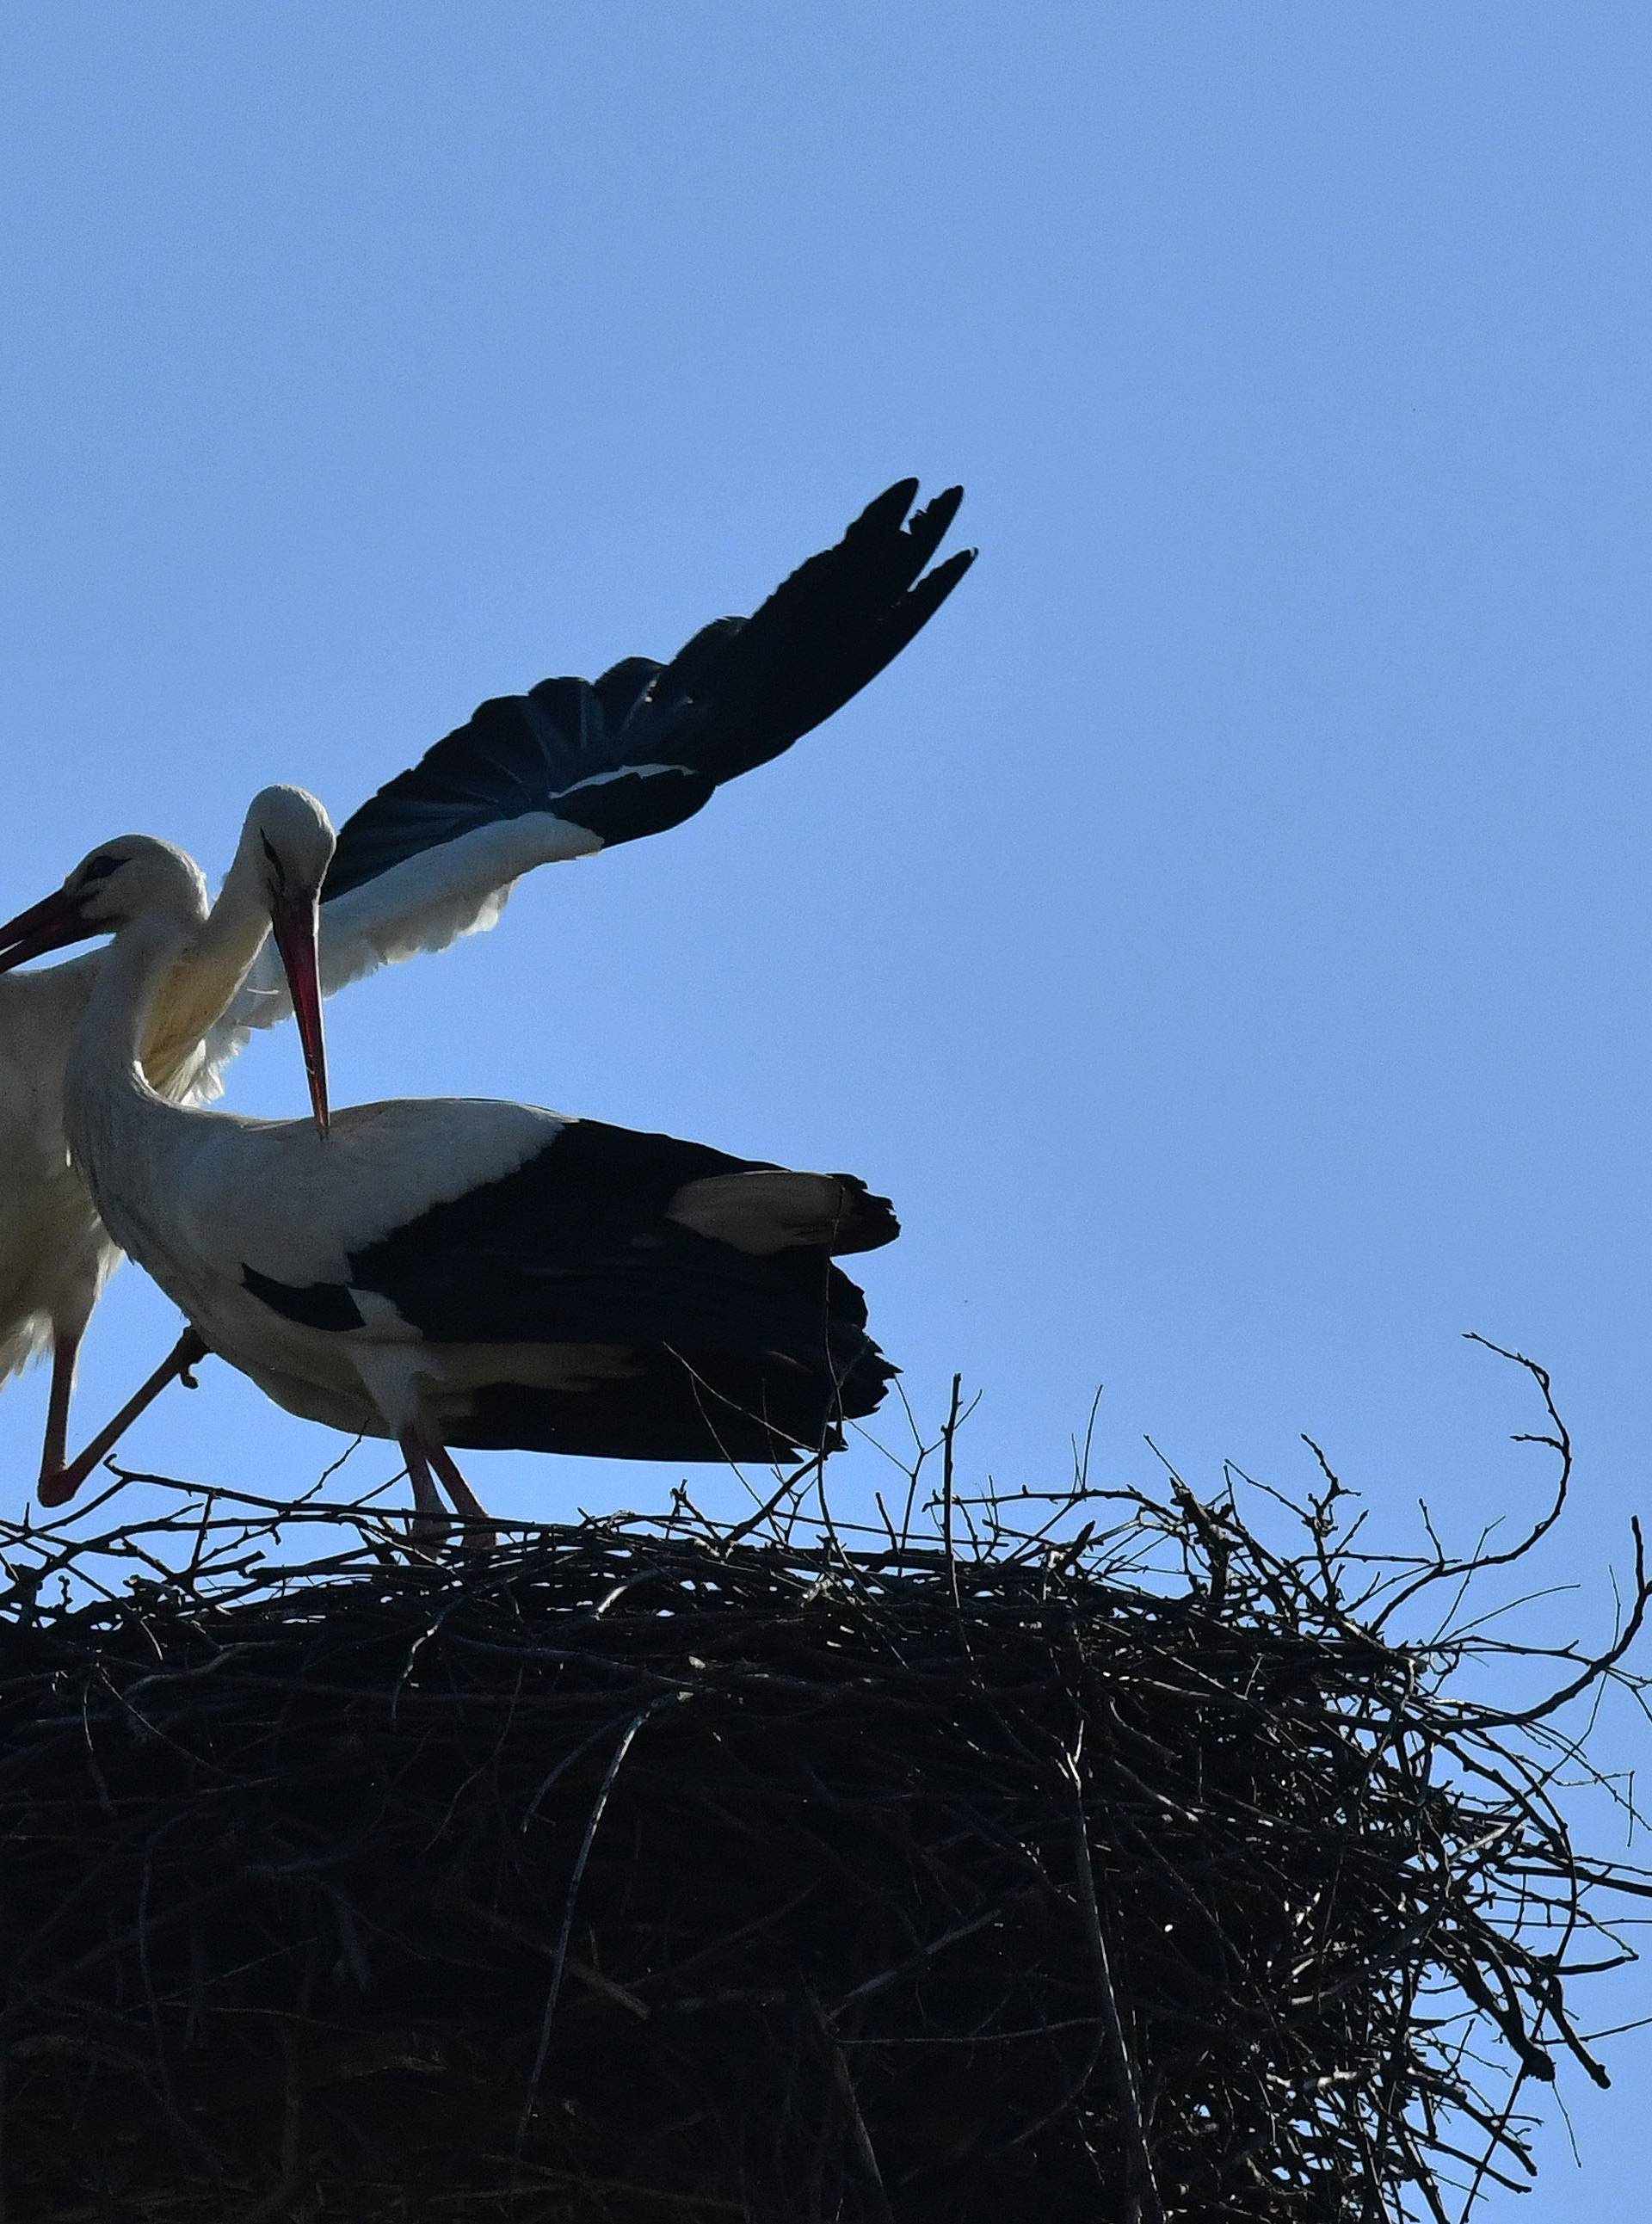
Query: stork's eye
77,853,120,887
260,834,287,891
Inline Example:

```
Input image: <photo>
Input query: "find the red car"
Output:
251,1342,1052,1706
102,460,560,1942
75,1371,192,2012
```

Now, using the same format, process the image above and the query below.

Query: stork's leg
425,1437,496,1549
40,1328,209,1507
38,1325,84,1488
397,1426,495,1552
398,1431,451,1548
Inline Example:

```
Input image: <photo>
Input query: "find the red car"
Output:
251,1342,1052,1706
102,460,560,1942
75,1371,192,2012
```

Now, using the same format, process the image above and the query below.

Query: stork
0,817,897,1533
0,480,967,1494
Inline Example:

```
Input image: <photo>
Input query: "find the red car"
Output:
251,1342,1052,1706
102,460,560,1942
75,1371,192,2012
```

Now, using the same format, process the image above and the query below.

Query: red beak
268,891,330,1137
0,887,99,971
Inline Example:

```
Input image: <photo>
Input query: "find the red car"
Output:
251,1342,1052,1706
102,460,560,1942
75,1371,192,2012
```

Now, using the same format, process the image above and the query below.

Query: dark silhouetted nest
1,1347,1649,2222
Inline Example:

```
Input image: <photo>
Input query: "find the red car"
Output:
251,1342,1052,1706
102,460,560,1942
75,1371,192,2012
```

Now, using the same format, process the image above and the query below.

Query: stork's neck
65,906,203,1198
140,834,271,1091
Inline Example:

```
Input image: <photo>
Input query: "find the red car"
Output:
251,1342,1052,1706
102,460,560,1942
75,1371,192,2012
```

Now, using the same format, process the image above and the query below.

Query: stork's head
242,785,336,913
239,787,336,1137
0,836,210,957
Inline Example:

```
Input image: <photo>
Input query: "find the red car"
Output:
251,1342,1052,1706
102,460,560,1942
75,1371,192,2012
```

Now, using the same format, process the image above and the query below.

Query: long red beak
268,891,330,1137
0,887,99,971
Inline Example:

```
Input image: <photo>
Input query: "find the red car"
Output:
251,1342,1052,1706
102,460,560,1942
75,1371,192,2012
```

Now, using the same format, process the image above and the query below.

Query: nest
0,1350,1647,2222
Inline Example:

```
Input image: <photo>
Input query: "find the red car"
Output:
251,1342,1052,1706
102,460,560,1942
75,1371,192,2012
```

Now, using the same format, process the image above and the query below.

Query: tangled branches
0,1346,1645,2221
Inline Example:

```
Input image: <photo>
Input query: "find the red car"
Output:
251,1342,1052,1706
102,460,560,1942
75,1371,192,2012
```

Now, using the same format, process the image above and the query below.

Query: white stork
0,818,897,1532
0,481,968,1494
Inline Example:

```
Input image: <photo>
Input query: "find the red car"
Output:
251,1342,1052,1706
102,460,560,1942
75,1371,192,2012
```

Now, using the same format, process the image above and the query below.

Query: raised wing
218,479,972,1050
324,477,971,901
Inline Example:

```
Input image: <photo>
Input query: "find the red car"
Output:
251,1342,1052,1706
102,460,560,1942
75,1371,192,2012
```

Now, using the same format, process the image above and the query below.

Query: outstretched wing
217,480,971,1046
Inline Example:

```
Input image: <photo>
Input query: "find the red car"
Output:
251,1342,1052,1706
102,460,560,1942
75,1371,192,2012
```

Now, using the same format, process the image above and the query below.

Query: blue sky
5,5,1652,2207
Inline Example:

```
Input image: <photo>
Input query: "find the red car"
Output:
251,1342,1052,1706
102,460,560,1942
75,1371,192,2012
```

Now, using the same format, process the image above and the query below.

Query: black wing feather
240,1119,897,1459
337,1120,891,1349
323,480,974,903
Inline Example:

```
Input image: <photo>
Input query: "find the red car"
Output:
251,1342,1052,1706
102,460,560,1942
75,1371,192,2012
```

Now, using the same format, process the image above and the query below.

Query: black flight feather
322,480,975,903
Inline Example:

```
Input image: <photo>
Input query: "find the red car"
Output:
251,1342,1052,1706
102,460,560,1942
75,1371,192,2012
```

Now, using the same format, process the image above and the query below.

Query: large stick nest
0,1350,1647,2222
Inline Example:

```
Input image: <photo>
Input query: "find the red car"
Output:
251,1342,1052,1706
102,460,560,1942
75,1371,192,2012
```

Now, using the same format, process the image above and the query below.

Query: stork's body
40,838,894,1531
0,481,968,1488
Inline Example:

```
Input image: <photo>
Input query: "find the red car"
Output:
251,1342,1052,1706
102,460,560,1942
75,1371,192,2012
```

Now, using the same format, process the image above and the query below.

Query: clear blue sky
4,5,1651,2207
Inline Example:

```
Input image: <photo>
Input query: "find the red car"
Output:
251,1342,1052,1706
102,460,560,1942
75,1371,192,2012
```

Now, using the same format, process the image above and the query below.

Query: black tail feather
452,1332,896,1463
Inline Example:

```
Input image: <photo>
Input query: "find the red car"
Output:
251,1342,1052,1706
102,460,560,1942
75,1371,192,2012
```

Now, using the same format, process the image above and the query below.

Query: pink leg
427,1439,495,1540
39,1325,84,1487
398,1432,447,1526
398,1426,495,1551
40,1328,209,1507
